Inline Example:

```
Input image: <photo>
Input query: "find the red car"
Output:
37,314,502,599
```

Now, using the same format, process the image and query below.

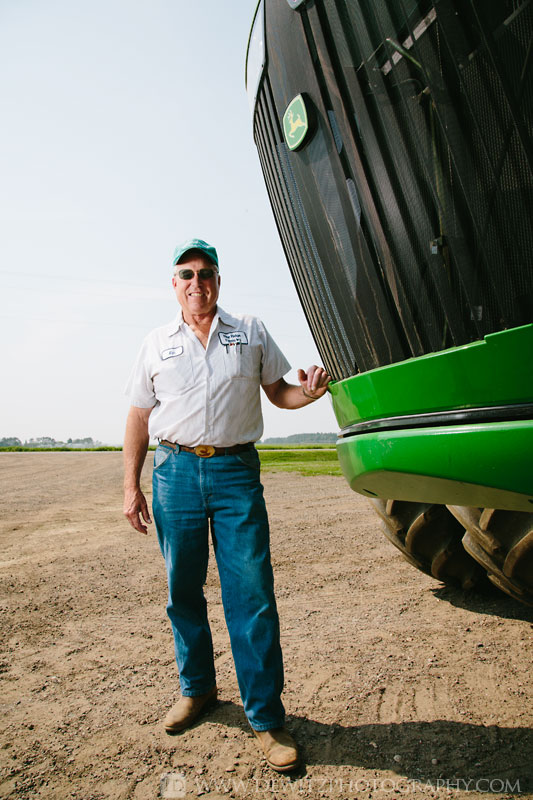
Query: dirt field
1,453,532,800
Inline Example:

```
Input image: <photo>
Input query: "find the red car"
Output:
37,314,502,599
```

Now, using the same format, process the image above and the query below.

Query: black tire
447,506,533,606
369,499,486,590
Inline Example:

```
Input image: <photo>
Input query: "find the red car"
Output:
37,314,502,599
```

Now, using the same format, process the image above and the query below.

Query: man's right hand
123,486,152,534
123,405,153,534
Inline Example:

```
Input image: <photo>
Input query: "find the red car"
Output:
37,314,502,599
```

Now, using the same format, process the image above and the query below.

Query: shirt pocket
222,343,259,381
153,351,194,396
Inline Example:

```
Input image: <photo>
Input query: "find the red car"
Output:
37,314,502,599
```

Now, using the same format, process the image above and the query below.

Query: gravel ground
1,452,532,800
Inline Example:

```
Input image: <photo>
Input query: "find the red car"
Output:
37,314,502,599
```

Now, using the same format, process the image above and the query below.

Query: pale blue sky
0,0,337,443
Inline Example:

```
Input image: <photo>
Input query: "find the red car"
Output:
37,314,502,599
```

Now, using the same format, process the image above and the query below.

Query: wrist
301,386,317,401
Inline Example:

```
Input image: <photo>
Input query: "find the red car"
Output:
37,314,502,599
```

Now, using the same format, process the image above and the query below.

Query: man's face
172,252,220,318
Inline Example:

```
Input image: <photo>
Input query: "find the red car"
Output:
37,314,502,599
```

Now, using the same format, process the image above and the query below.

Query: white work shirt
125,306,291,447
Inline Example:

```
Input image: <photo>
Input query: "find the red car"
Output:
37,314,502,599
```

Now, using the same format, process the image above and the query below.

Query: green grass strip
0,446,342,476
258,448,341,476
0,446,123,452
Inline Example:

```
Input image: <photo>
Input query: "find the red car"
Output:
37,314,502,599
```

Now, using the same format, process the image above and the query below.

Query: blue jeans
152,443,285,731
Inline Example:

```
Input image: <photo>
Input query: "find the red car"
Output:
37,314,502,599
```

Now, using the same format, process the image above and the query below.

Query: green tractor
246,0,533,604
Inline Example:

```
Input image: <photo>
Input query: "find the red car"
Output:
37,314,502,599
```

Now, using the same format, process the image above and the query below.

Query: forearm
123,407,151,489
268,382,319,409
263,367,331,410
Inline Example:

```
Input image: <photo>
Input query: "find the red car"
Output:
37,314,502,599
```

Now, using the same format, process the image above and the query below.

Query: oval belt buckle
194,445,216,458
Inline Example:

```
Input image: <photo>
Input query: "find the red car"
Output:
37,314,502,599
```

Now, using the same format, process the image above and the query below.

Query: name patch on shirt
218,331,248,347
161,346,184,360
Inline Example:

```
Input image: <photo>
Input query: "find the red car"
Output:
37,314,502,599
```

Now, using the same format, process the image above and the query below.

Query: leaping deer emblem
287,108,306,140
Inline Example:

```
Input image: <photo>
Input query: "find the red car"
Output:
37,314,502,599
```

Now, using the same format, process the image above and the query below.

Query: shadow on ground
202,701,532,793
431,583,533,622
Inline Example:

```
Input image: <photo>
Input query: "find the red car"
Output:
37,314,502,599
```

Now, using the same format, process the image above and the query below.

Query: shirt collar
165,305,237,337
216,306,238,328
165,309,184,336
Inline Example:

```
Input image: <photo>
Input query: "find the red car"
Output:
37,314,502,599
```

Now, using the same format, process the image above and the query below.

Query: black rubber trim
338,403,533,438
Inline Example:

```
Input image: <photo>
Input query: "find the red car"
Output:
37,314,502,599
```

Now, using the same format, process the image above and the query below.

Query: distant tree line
0,436,101,448
262,432,336,444
1,432,337,449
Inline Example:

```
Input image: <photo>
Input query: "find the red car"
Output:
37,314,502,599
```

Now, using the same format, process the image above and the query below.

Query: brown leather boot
164,686,218,733
253,727,299,772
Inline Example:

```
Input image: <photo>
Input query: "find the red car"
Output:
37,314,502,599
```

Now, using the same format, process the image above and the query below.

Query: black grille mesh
253,0,533,379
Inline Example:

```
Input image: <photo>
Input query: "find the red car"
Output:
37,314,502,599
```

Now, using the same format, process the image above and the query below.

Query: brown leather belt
159,440,253,458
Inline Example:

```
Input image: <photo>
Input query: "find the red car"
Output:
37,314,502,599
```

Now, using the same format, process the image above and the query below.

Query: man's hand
297,365,332,400
262,365,332,409
123,486,152,535
123,405,152,534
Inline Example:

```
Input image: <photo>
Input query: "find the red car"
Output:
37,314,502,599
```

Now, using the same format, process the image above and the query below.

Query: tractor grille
253,0,533,379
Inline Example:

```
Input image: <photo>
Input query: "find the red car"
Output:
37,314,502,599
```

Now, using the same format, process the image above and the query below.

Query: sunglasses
176,267,217,280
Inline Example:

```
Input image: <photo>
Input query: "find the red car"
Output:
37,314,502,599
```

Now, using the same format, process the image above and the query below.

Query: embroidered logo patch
218,331,248,346
218,331,248,354
161,346,184,360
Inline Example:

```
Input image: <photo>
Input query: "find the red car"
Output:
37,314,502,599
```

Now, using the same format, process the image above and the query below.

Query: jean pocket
234,448,261,471
153,445,173,470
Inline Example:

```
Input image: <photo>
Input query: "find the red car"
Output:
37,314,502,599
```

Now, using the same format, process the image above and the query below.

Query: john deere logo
283,94,309,151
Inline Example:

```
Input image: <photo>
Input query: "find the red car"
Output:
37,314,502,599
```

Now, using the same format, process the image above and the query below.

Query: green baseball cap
172,238,219,269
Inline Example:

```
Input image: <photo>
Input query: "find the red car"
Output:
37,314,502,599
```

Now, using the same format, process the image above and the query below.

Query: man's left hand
297,365,332,400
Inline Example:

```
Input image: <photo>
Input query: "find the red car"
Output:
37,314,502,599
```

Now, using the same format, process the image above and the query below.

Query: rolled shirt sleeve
258,319,291,386
124,337,158,409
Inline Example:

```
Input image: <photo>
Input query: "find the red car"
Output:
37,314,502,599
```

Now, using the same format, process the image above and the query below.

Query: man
123,238,331,772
